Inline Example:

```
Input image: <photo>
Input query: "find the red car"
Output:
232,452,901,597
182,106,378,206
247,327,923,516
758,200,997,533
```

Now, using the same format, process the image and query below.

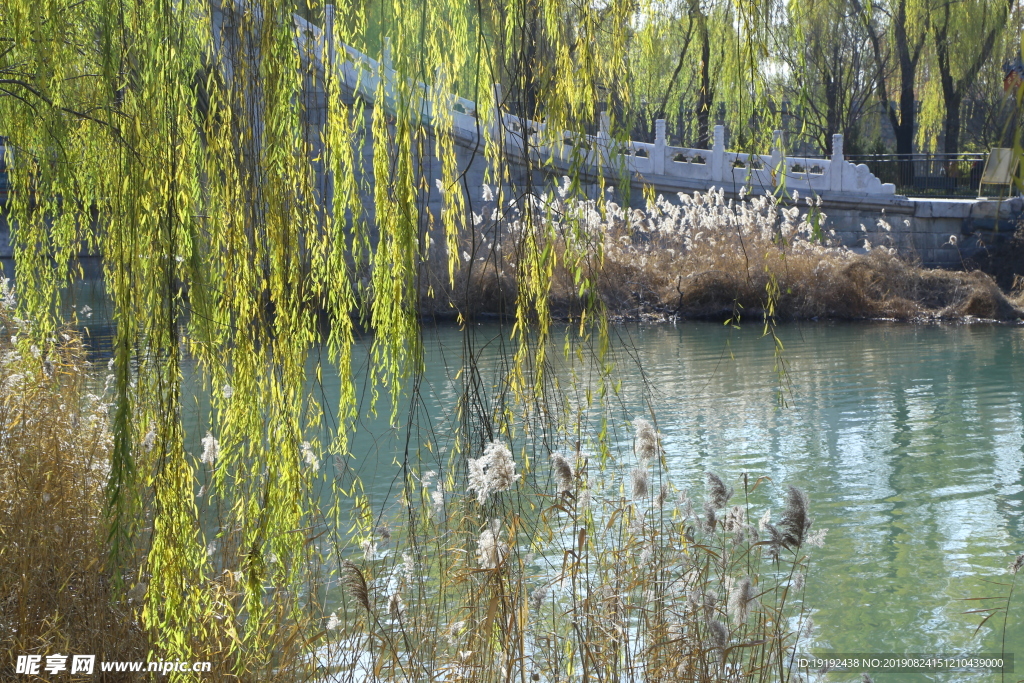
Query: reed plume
633,418,659,463
551,453,574,494
476,519,509,569
468,442,521,504
780,486,811,548
724,505,745,532
728,576,754,624
706,472,733,510
341,560,371,612
631,467,650,500
708,619,729,650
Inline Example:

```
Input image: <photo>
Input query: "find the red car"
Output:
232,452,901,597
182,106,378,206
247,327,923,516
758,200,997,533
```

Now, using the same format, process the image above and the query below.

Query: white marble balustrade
294,9,898,199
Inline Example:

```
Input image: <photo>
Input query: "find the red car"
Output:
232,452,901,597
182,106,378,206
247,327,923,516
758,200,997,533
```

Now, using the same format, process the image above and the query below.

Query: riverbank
607,250,1024,323
434,189,1024,323
4,189,1022,327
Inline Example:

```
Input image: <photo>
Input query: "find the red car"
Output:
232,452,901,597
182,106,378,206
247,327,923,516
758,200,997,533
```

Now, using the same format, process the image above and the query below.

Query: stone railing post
654,119,666,174
489,82,503,143
830,133,844,191
429,66,449,122
711,125,725,182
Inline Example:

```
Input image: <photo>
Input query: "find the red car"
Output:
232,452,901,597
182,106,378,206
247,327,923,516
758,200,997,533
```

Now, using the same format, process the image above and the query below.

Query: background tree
930,0,1012,154
851,0,931,168
783,0,876,154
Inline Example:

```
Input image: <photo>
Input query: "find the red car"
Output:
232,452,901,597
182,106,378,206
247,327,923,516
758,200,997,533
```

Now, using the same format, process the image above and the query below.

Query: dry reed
428,184,1024,321
0,280,147,680
314,425,823,683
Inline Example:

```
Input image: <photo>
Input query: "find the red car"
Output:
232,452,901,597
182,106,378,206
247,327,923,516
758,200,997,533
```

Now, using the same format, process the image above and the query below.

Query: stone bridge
289,6,1022,268
2,4,1021,270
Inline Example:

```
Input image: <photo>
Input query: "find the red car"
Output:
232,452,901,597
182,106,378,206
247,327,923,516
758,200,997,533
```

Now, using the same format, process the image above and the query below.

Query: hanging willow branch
0,0,657,674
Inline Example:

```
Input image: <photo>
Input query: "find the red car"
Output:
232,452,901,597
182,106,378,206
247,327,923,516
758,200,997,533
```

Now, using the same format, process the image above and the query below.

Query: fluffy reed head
530,584,549,612
468,442,521,504
728,576,754,624
708,619,729,651
703,501,718,533
631,467,650,500
551,453,575,494
341,560,371,612
201,430,219,465
724,505,745,532
779,486,811,548
633,418,659,463
705,472,733,510
476,519,509,569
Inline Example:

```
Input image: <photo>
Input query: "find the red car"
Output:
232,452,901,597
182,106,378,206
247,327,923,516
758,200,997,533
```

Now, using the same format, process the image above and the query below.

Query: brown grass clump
584,189,1024,320
435,185,1024,321
964,224,1024,292
0,281,146,680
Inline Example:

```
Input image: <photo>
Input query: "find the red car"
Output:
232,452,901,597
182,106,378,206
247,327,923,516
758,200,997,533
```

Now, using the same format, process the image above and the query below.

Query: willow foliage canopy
0,0,654,673
6,0,1024,677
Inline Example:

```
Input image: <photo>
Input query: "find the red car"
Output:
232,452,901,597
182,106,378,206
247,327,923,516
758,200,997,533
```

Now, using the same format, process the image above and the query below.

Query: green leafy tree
783,0,876,153
851,0,932,163
929,0,1013,154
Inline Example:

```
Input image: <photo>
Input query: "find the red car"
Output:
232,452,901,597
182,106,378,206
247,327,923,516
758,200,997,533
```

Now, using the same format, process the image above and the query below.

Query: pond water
600,322,1024,681
67,284,1024,680
313,321,1024,681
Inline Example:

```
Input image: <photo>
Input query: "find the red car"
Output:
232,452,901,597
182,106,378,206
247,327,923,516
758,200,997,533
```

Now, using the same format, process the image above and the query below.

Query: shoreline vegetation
0,293,829,680
0,284,149,673
0,282,831,682
428,187,1024,324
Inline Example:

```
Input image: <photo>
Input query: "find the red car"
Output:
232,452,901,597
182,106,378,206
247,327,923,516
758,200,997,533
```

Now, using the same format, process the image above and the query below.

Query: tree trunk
853,0,925,187
892,0,920,186
825,72,841,150
942,93,962,156
933,0,1007,155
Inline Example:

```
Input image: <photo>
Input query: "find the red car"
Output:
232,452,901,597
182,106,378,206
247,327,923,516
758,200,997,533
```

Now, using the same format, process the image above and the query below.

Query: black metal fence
844,153,988,198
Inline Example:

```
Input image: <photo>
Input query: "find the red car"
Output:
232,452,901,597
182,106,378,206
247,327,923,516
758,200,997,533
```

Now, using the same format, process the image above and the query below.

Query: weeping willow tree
622,0,783,154
920,0,1013,154
845,0,930,164
781,0,876,154
626,0,735,146
0,0,637,677
0,0,859,680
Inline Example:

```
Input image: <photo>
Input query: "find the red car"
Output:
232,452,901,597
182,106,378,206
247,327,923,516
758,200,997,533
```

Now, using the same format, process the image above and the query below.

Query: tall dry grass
314,420,824,683
0,272,826,682
430,184,1024,321
0,280,147,680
